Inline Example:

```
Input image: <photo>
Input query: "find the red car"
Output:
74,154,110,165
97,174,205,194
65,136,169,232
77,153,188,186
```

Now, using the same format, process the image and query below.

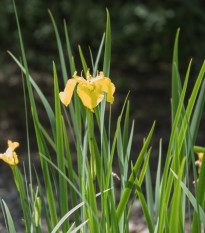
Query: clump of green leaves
1,1,205,233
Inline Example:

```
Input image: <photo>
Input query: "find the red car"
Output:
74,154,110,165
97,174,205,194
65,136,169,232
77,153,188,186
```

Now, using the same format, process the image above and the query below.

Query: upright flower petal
8,140,19,151
77,83,104,112
59,79,77,106
94,76,115,104
198,153,204,162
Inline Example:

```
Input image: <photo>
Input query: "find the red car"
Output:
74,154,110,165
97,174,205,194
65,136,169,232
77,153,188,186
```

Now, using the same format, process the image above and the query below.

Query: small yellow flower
0,140,19,165
194,152,204,179
59,70,115,112
198,152,204,162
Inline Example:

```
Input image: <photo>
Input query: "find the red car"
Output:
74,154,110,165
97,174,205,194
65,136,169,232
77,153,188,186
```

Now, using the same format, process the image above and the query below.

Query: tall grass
1,1,205,233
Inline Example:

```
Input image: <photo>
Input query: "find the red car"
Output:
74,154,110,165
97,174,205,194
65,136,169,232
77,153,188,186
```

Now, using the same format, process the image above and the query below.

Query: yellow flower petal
0,140,19,165
198,153,204,162
94,76,115,104
8,140,19,151
59,79,77,106
77,82,104,112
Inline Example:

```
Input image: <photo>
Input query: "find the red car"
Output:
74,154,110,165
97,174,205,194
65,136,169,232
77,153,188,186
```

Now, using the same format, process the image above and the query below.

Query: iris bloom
59,71,115,112
0,140,19,165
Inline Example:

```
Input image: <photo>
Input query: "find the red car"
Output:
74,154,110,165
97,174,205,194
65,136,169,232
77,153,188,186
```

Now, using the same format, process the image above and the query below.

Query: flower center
87,83,94,91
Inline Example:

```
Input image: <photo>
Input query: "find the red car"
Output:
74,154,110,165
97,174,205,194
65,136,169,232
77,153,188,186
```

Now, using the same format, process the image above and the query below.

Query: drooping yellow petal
59,79,77,106
0,140,19,165
77,82,104,112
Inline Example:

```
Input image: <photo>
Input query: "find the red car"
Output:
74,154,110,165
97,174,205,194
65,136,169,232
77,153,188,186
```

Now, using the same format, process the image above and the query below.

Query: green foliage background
1,0,205,72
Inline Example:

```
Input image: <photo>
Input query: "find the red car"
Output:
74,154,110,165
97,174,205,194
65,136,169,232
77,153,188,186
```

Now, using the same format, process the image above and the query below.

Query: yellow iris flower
0,140,19,165
59,71,115,112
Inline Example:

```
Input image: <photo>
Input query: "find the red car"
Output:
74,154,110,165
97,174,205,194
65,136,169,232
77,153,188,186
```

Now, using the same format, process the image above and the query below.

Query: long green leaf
190,80,205,143
116,122,155,222
32,115,59,230
12,0,38,123
48,10,68,84
35,170,52,232
93,33,105,77
135,179,154,233
145,160,155,226
103,9,111,77
62,118,80,226
8,51,56,141
158,60,192,232
171,169,205,226
171,28,181,122
64,20,75,76
155,139,162,217
78,45,88,75
169,157,186,233
53,62,69,232
2,200,16,233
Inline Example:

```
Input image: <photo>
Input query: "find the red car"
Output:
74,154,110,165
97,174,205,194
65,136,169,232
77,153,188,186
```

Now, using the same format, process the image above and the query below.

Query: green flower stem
86,109,96,181
11,166,31,233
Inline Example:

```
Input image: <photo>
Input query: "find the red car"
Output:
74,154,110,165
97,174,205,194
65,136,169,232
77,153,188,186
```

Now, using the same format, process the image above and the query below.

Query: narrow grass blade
172,28,181,122
64,20,75,76
117,127,124,182
35,170,52,232
158,60,192,231
135,179,154,233
116,122,155,222
169,157,186,233
8,51,56,141
62,118,80,226
93,33,105,77
127,147,152,219
32,116,59,230
78,45,88,74
86,159,100,233
38,153,102,227
48,10,68,84
89,46,95,71
190,80,205,143
155,139,162,217
53,62,69,232
145,161,155,226
0,198,9,232
12,166,31,233
22,71,33,195
12,0,39,126
105,93,130,188
70,220,89,233
2,200,16,233
103,9,111,77
178,61,205,157
124,120,135,175
39,123,56,151
171,169,205,226
123,101,130,155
